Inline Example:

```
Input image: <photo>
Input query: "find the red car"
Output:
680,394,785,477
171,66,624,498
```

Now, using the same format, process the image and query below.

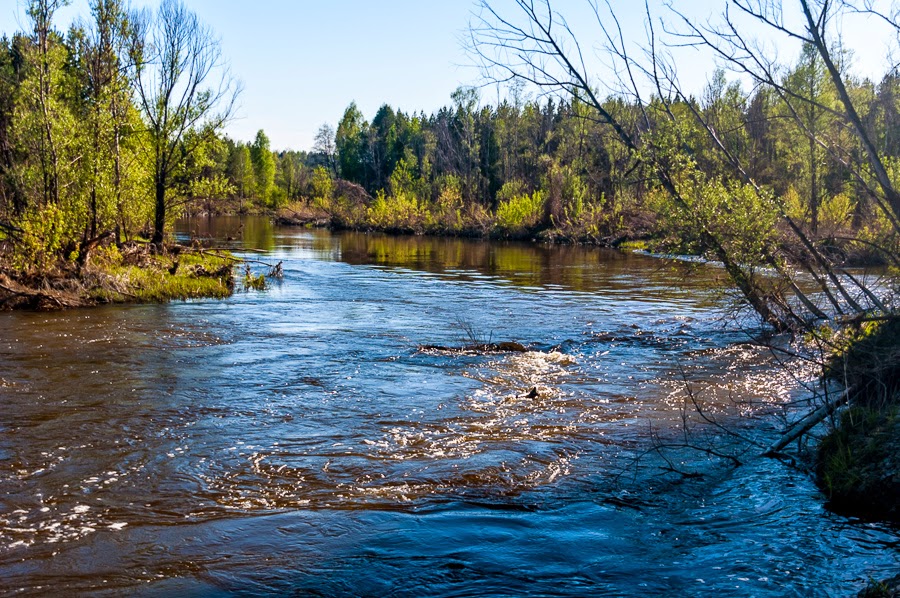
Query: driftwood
762,387,852,457
275,212,330,227
419,341,528,354
185,247,281,273
274,206,331,228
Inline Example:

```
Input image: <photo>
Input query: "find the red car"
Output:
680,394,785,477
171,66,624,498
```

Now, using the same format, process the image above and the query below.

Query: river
0,216,897,596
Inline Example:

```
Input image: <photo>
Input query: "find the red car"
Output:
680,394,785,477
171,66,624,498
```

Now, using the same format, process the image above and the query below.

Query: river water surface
0,216,897,596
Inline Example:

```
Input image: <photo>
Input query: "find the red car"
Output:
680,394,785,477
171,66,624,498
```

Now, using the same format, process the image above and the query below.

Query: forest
2,1,899,292
4,2,900,265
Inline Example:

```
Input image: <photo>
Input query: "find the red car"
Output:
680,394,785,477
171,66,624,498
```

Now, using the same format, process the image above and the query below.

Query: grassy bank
0,243,235,310
816,318,900,521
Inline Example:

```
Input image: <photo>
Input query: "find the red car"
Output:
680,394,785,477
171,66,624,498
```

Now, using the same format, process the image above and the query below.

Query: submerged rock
419,341,529,354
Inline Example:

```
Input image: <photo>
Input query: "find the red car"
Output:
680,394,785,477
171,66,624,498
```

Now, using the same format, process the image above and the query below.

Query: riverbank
817,318,900,522
272,198,887,267
272,193,655,249
0,242,235,310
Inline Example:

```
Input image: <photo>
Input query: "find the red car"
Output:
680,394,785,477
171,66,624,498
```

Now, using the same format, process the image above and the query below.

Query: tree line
320,64,900,246
302,0,898,332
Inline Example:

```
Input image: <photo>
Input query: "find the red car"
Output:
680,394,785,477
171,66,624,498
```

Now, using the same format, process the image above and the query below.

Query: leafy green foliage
366,189,429,233
251,130,276,206
495,187,545,234
10,205,76,271
0,0,237,270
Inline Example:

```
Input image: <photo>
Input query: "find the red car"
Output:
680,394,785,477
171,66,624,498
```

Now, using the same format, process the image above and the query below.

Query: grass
817,408,898,495
0,244,237,310
92,248,235,304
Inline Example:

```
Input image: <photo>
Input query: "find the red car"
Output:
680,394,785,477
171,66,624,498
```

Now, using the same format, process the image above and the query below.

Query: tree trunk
152,178,165,245
800,0,900,223
809,135,818,235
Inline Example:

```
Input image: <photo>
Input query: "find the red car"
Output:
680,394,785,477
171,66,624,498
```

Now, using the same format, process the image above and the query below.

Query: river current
0,216,897,596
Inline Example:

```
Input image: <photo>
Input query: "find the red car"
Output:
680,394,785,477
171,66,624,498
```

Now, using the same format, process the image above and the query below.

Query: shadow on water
0,216,896,596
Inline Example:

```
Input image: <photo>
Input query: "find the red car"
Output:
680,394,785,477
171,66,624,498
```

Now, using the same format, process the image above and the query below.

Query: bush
428,176,465,233
818,192,854,236
366,190,430,233
495,190,545,235
10,204,77,272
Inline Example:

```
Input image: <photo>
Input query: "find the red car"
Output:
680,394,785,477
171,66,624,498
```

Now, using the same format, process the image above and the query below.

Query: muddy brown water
0,216,897,596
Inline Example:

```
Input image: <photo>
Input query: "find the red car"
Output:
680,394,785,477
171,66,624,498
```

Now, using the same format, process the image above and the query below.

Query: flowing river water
0,216,897,596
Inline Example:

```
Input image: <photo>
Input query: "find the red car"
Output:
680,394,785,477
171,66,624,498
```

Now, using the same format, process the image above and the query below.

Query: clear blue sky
1,0,895,151
1,0,477,150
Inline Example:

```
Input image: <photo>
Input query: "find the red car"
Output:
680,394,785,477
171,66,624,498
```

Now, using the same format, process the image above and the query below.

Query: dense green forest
294,72,897,249
5,2,900,259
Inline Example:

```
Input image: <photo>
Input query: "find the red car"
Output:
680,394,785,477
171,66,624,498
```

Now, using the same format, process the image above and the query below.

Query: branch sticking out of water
456,317,492,346
762,387,852,458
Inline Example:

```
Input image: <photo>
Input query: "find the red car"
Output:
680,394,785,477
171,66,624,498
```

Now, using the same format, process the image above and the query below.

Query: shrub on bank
9,204,77,272
366,190,430,234
495,189,545,236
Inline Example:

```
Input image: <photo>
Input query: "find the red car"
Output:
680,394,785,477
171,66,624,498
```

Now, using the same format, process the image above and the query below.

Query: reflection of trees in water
176,217,719,299
178,216,275,252
337,231,717,298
